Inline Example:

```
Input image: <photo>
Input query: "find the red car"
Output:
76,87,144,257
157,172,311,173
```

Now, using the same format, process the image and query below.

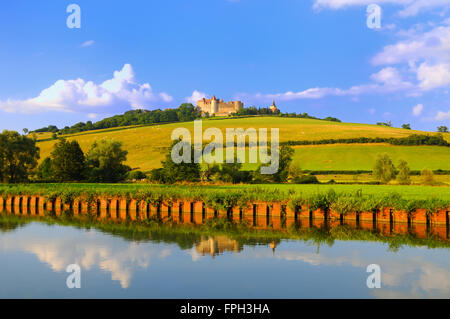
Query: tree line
284,133,449,147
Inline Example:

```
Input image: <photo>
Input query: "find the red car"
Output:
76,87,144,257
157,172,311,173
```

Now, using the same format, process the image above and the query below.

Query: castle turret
211,95,219,114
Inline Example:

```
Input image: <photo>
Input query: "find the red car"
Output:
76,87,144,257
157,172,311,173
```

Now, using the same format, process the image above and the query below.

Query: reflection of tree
0,219,28,233
0,215,448,252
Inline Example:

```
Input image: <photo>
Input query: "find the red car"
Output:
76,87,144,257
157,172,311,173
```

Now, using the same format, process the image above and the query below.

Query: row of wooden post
0,195,448,226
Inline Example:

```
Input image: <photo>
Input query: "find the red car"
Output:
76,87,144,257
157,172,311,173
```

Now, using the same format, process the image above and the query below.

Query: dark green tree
50,139,86,181
0,130,40,183
86,139,130,182
437,126,449,133
401,124,411,130
37,157,53,181
155,140,201,183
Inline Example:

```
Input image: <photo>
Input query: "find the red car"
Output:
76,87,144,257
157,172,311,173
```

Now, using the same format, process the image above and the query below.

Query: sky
0,0,449,132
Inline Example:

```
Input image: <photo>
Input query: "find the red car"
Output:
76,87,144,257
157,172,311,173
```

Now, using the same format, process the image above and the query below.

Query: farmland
34,117,450,173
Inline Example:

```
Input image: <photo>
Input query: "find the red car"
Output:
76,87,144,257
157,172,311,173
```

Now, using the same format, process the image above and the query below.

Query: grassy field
34,117,450,172
1,183,449,201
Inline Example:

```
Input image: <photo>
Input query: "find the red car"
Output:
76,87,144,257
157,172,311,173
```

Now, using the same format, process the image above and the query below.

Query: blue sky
0,0,449,132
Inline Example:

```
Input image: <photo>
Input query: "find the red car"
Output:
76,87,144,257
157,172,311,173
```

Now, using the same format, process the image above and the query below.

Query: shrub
373,154,396,184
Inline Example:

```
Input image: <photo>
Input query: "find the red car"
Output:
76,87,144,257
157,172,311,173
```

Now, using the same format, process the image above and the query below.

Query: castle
197,95,243,116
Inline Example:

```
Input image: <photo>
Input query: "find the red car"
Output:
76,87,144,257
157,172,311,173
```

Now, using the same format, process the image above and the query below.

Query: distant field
34,117,450,172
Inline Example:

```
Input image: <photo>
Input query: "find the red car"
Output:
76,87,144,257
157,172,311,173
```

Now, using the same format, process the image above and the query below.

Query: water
0,217,449,298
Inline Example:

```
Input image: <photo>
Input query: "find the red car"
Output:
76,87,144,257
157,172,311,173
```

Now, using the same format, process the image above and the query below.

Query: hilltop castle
197,95,243,116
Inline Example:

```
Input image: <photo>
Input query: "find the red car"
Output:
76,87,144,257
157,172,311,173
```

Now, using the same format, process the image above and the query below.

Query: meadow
34,117,450,172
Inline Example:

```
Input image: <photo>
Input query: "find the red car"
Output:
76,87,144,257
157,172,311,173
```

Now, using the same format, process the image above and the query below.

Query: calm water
0,219,449,299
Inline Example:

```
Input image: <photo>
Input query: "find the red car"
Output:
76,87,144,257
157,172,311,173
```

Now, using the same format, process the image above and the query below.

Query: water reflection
0,213,448,298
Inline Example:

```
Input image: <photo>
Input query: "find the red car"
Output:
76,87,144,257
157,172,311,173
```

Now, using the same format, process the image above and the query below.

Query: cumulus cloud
371,24,450,91
412,103,424,116
186,90,207,104
435,110,450,121
313,0,450,17
0,64,173,114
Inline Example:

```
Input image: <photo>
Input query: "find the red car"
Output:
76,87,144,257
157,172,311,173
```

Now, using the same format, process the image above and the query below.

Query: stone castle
197,95,244,116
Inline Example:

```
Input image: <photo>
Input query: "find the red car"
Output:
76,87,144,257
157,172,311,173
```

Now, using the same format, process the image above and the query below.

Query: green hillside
35,116,450,173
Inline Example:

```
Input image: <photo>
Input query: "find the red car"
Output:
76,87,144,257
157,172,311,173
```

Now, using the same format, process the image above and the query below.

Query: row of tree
373,154,436,185
149,142,312,184
34,104,202,135
38,139,130,182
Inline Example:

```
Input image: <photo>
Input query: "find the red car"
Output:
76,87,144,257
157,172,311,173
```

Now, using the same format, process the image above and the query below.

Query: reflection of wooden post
129,200,137,220
139,201,148,220
431,209,447,225
99,199,108,219
14,196,21,215
37,197,45,216
149,203,158,218
119,199,127,220
29,196,37,216
172,202,180,222
218,208,227,219
271,203,281,218
73,199,80,216
412,209,427,224
81,201,88,215
193,202,203,214
243,204,254,225
54,198,61,216
160,202,170,221
286,205,296,219
21,196,28,215
193,212,203,224
6,197,13,213
0,196,4,213
205,206,215,219
46,199,53,213
255,214,266,228
182,201,191,214
255,202,267,216
377,207,391,223
109,199,118,219
232,207,241,222
312,209,324,220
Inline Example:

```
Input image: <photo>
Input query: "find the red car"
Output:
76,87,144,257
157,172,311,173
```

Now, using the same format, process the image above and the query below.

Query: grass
34,117,450,172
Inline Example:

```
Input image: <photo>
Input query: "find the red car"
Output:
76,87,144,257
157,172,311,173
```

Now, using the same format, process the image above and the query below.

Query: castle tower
211,95,219,114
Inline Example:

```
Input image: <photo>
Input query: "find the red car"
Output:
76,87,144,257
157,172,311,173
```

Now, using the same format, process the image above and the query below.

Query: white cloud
81,40,95,47
186,90,207,104
236,68,414,103
0,64,173,114
313,0,450,17
435,110,450,121
417,62,450,90
412,103,424,116
372,26,450,66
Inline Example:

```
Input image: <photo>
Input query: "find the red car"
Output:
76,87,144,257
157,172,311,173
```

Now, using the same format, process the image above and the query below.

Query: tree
22,128,29,135
255,145,294,183
128,170,147,180
437,126,449,133
401,124,411,130
373,154,396,184
37,157,53,181
421,169,435,185
396,159,411,185
153,140,201,183
50,139,86,181
86,139,130,182
0,130,40,183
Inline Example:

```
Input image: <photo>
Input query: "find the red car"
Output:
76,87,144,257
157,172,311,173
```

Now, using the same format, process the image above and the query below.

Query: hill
34,116,450,174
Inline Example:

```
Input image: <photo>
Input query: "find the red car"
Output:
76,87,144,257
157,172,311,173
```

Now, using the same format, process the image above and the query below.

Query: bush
294,175,319,184
128,170,147,180
421,169,435,185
